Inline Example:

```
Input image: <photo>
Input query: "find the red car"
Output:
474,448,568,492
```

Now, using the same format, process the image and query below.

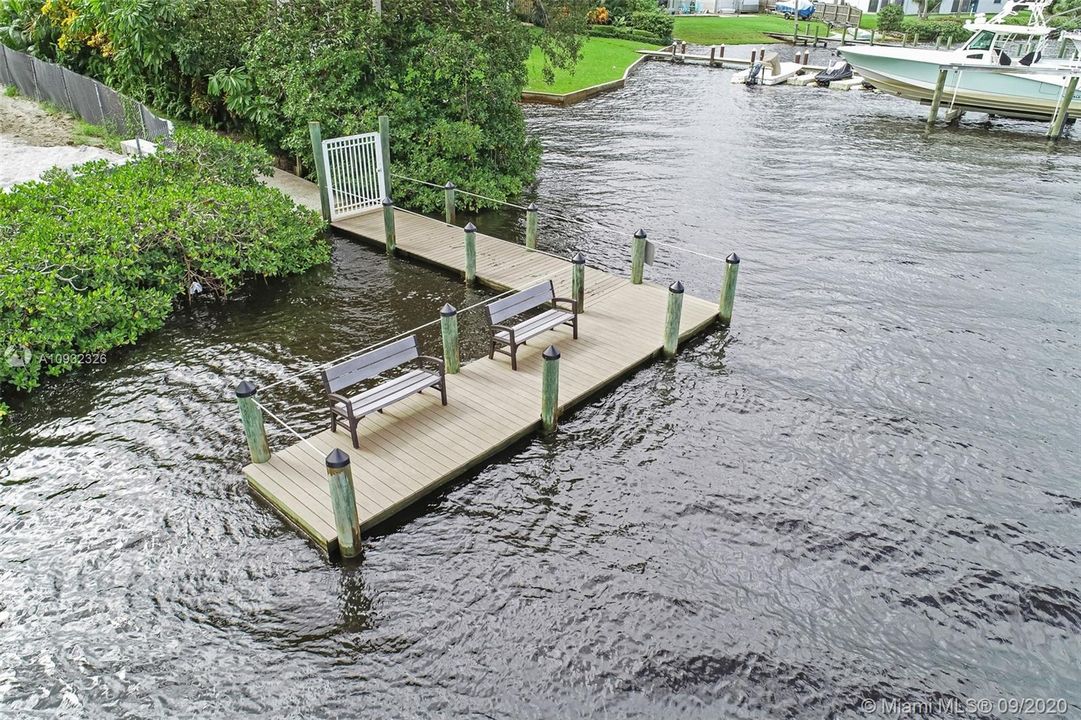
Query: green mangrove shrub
901,17,971,42
587,24,665,45
629,9,674,43
0,127,327,395
877,4,905,33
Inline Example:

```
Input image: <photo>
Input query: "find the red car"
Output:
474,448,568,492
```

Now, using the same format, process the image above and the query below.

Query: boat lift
925,62,1081,139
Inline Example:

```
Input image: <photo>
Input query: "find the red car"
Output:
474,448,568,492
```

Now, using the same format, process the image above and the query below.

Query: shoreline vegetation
0,127,326,413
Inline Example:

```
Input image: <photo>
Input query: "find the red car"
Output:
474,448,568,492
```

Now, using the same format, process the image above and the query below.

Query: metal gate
322,132,386,220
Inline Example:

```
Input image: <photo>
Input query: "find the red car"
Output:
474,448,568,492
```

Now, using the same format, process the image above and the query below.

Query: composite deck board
248,174,721,556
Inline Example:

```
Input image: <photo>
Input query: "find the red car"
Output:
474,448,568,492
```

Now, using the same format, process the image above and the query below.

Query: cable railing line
389,172,733,265
390,203,617,275
391,173,600,224
259,286,520,393
253,398,323,457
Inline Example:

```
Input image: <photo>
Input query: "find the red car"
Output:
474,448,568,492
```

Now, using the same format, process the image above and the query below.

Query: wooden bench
320,335,446,448
485,280,578,371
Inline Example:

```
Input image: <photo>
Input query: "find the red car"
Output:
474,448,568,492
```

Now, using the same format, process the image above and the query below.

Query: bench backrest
321,335,420,394
486,280,555,325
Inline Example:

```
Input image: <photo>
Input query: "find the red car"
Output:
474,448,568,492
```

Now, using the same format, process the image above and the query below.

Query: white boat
838,0,1081,121
731,52,804,85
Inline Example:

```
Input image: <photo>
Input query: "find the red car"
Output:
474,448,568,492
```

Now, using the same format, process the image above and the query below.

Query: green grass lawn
524,36,661,95
673,15,831,44
672,13,886,44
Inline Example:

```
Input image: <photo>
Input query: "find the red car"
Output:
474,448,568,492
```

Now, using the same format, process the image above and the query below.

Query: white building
839,0,1003,14
666,0,761,13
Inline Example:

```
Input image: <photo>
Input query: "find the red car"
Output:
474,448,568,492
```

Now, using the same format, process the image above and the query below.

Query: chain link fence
0,44,173,141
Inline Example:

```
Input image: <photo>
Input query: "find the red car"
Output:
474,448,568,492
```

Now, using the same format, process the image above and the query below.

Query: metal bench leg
510,344,518,371
349,423,360,449
439,382,447,405
573,314,578,340
489,341,496,360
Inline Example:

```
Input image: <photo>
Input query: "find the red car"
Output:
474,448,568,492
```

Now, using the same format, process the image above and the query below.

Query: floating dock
253,172,721,556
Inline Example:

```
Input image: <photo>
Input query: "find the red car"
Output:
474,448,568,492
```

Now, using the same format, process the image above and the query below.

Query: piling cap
464,222,477,233
669,280,685,294
440,303,457,317
326,448,351,469
527,202,538,212
634,229,647,239
235,380,257,398
382,196,394,206
543,345,561,360
444,181,456,190
726,252,741,264
571,252,586,265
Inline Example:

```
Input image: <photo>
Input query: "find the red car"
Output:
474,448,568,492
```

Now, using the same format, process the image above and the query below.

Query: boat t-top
838,0,1080,121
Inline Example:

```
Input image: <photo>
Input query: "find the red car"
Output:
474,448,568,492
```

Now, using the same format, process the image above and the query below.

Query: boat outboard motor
745,62,764,85
814,60,853,87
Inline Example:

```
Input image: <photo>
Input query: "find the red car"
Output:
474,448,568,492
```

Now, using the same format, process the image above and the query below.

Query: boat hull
839,46,1081,121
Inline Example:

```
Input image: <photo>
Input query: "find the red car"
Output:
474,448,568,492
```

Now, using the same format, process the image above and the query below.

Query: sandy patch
0,91,76,146
1,89,123,189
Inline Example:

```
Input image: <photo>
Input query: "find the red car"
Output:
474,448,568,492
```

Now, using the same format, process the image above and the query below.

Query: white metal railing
322,132,385,220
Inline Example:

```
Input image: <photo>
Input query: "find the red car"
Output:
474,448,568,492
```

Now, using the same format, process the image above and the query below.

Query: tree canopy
1,0,590,209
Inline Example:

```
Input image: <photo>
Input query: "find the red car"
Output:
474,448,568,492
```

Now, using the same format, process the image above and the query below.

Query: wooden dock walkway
639,48,828,74
253,172,720,557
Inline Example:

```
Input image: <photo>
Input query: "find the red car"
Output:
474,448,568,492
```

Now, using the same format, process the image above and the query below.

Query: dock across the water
248,171,732,557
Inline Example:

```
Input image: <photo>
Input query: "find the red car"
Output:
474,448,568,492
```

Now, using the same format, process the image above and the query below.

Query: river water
2,50,1079,718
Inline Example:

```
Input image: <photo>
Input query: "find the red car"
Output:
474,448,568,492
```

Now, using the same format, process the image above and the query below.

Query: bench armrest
415,355,445,376
327,392,355,419
552,297,578,314
490,323,516,343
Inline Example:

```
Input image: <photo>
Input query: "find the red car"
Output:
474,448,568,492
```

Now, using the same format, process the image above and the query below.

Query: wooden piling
525,202,538,251
464,222,477,285
631,229,647,285
382,197,396,255
719,44,725,59
935,36,943,50
718,252,740,325
444,182,456,225
440,303,460,374
235,381,270,464
378,114,391,199
709,46,716,67
307,122,331,223
869,29,875,46
571,252,585,313
541,345,560,433
814,25,820,47
1048,75,1079,140
840,27,847,45
750,48,757,63
926,67,949,129
325,449,361,559
663,281,685,358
